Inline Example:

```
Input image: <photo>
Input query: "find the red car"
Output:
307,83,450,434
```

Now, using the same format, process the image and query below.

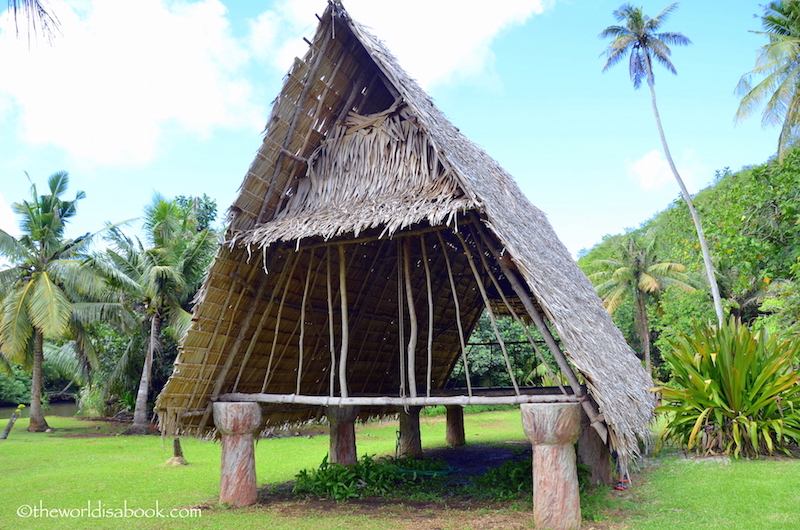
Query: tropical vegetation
655,318,800,457
736,0,800,161
90,195,218,434
0,172,108,431
586,231,695,374
599,2,724,324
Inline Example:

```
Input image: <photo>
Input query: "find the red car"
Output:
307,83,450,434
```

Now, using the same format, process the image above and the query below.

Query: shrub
655,318,800,457
0,367,31,406
293,454,407,500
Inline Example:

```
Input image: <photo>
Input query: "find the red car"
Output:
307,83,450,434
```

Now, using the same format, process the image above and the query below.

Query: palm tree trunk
646,69,724,326
634,291,652,375
27,330,50,432
128,314,160,434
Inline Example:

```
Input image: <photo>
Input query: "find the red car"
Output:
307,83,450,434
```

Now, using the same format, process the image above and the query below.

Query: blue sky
0,0,780,257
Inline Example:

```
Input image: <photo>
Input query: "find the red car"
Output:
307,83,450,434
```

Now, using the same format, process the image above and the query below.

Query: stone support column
325,405,360,465
398,406,423,458
212,402,262,507
445,405,466,447
521,402,582,530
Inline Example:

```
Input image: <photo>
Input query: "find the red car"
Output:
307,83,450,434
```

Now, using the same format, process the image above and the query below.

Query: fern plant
655,318,800,457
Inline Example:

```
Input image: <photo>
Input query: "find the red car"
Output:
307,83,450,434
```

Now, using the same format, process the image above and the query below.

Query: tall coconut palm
94,195,216,434
588,233,695,374
600,3,725,326
6,0,58,38
0,172,102,431
736,1,800,161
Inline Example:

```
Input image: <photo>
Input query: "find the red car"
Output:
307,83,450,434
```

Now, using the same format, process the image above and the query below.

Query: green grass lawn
0,410,525,530
2,410,799,529
613,452,800,530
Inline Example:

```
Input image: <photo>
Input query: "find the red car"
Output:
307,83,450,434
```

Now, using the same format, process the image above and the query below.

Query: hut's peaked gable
157,0,655,468
236,100,477,247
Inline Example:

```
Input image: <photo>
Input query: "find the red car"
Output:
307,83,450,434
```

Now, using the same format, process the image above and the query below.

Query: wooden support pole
403,238,419,398
521,403,582,530
325,405,359,465
420,235,434,397
578,407,613,486
260,252,301,393
326,247,337,396
397,406,423,458
471,227,566,394
297,250,317,395
213,402,262,507
445,405,466,447
338,245,350,398
436,231,472,396
454,231,520,395
479,230,609,444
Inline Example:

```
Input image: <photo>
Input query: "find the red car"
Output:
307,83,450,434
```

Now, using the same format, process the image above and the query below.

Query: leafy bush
293,454,407,500
76,385,112,417
655,318,800,457
0,367,31,406
474,456,532,500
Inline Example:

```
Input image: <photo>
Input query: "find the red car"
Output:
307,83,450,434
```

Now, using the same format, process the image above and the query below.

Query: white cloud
0,0,552,168
626,149,705,193
626,150,672,191
0,0,264,167
0,193,15,237
257,0,551,89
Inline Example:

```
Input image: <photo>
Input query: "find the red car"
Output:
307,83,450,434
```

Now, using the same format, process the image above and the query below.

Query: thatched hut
156,1,654,517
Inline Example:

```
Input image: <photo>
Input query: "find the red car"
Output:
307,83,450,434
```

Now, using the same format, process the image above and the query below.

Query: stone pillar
398,406,423,458
212,402,262,507
325,405,360,465
521,402,582,530
445,405,465,447
578,407,613,486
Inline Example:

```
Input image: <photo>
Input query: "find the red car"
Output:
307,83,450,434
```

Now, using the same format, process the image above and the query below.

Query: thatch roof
156,1,655,466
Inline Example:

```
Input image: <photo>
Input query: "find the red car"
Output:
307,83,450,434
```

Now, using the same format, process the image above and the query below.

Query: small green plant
655,317,800,457
474,456,532,500
293,454,406,500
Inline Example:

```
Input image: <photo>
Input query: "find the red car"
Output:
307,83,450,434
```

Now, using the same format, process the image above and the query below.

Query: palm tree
6,0,59,40
94,195,216,434
736,1,800,161
588,232,695,374
600,3,725,326
0,172,101,431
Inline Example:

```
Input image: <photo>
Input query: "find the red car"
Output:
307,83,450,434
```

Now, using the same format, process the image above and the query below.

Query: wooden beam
454,231,520,395
197,279,269,431
420,234,434,398
216,393,580,407
326,247,336,396
477,225,608,444
469,225,567,394
403,237,418,398
296,249,317,394
257,32,332,224
338,244,350,398
436,231,472,396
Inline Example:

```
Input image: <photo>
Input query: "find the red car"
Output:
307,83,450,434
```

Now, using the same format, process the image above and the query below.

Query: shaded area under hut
155,2,654,527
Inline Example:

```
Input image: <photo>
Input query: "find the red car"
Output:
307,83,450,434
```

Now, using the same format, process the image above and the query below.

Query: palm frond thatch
156,1,655,469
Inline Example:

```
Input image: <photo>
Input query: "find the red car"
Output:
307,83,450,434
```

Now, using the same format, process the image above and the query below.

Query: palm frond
43,340,89,385
0,285,34,362
28,271,71,338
